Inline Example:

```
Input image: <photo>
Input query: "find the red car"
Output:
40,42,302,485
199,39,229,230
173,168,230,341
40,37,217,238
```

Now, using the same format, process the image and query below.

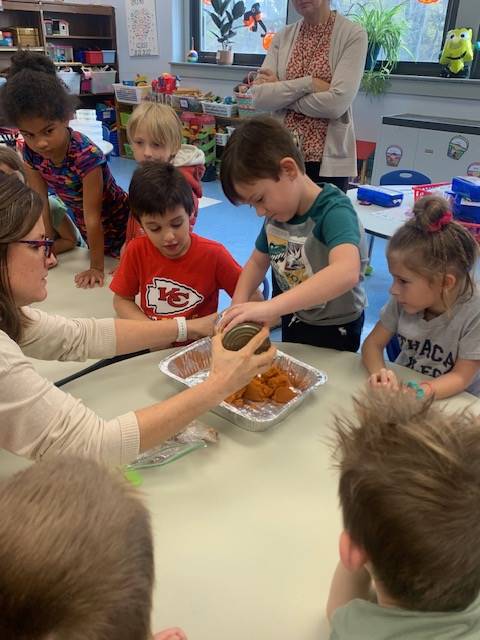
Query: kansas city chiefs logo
146,278,204,315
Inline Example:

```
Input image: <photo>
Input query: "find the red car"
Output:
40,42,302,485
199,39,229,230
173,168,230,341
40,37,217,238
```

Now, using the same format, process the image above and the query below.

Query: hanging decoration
417,0,440,4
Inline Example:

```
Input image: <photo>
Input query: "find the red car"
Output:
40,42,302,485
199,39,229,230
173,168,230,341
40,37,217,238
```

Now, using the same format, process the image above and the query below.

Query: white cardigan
0,308,139,464
252,13,367,178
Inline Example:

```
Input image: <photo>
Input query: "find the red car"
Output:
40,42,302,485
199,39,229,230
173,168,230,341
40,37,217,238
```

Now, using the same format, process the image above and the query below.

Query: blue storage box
357,185,404,208
452,193,480,224
451,177,480,202
102,49,116,64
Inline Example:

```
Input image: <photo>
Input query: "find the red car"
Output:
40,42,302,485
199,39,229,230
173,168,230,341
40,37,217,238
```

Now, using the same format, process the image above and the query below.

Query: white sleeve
0,336,139,465
19,307,116,362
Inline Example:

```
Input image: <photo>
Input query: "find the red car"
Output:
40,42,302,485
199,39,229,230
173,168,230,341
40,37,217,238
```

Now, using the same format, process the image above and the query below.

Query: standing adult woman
0,174,275,464
252,0,367,193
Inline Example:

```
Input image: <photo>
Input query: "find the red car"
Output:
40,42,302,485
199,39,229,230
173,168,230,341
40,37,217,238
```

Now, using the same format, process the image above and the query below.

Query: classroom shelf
46,35,113,40
0,47,45,52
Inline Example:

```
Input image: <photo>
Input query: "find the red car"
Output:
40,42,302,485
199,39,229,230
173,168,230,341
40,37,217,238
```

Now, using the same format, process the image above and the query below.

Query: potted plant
348,1,410,96
206,0,245,65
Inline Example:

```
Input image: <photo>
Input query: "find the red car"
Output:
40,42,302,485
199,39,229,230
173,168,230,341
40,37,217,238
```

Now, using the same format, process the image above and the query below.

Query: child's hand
368,368,400,391
74,268,104,289
187,313,217,340
220,300,278,333
153,628,187,640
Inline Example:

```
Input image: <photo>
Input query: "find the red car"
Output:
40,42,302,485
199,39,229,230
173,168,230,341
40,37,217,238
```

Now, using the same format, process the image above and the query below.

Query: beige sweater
0,308,139,464
252,13,367,178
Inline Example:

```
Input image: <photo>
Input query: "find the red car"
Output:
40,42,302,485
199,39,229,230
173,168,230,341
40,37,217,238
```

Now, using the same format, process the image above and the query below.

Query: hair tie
428,211,453,233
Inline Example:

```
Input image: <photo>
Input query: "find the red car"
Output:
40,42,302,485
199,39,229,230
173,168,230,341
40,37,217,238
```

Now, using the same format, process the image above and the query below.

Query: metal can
222,322,271,354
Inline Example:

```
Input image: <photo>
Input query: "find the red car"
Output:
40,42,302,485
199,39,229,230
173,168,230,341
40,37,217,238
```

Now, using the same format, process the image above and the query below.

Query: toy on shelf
151,73,179,103
180,111,216,177
439,28,474,77
187,37,198,63
135,74,149,86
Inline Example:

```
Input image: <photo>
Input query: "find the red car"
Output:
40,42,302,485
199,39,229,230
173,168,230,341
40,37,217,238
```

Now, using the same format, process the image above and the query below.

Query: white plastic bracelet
175,316,188,343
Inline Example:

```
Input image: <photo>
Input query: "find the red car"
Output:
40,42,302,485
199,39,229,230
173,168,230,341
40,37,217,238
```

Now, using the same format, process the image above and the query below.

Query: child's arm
416,360,480,400
361,321,401,390
326,562,374,623
231,249,271,305
74,167,105,289
113,293,149,321
24,165,55,240
53,215,78,254
224,244,360,331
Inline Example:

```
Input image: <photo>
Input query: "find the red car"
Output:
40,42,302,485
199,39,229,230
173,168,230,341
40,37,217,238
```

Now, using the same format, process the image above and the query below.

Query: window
191,0,289,65
332,0,454,63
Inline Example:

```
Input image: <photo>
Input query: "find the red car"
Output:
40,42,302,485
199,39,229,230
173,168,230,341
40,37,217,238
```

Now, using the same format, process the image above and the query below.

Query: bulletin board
125,0,159,57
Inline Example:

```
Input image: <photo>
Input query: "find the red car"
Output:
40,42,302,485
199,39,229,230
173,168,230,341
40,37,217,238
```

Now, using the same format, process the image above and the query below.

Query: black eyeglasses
14,239,54,258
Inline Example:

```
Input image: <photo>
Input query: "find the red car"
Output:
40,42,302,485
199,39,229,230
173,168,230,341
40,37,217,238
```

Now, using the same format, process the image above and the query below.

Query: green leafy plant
348,1,410,95
206,0,246,50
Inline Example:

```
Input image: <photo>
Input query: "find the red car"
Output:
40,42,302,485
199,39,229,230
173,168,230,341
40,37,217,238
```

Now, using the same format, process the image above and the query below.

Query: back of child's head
129,160,194,221
333,390,480,612
0,51,77,125
220,115,305,205
388,195,478,300
0,457,154,640
127,102,182,155
0,146,25,180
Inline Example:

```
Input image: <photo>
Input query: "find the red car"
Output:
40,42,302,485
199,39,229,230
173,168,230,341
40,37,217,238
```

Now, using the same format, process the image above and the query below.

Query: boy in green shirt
328,390,480,639
220,116,367,352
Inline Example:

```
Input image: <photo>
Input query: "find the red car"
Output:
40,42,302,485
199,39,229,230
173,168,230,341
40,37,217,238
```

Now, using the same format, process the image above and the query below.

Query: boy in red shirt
111,162,257,334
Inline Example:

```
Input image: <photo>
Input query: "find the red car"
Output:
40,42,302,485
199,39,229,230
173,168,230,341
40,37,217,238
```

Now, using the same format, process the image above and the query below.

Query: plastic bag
127,421,218,470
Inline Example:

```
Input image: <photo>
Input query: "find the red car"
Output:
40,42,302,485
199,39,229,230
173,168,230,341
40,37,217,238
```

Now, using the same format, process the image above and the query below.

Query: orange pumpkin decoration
417,0,439,4
262,31,275,50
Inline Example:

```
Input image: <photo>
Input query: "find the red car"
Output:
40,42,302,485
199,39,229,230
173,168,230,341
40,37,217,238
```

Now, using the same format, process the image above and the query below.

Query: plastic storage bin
201,101,238,117
85,51,103,64
57,69,80,95
113,83,151,104
90,70,116,94
102,50,116,64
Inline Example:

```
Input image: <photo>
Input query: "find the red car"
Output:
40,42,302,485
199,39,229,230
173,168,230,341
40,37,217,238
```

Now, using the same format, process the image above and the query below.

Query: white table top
30,247,118,382
98,139,114,156
348,185,415,239
1,342,476,639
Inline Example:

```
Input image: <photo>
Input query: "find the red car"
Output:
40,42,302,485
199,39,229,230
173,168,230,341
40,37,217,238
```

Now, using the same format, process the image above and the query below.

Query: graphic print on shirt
267,227,313,290
398,334,455,378
145,277,204,316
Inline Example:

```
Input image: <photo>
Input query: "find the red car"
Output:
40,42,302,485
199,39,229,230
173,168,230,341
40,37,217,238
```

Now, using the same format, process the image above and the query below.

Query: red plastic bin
84,51,103,64
412,182,450,201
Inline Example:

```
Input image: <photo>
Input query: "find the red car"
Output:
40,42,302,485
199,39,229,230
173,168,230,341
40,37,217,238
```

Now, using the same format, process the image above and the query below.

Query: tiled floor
109,156,392,342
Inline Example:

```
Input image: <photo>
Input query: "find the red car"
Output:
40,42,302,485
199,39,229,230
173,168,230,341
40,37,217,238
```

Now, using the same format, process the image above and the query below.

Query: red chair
356,140,376,184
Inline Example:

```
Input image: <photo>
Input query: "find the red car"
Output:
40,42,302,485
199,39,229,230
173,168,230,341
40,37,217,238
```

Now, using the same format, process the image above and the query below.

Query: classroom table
30,247,118,382
1,342,476,640
348,185,415,241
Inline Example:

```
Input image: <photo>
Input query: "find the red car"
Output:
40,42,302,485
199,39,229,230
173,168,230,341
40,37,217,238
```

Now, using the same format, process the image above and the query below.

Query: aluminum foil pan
158,337,327,432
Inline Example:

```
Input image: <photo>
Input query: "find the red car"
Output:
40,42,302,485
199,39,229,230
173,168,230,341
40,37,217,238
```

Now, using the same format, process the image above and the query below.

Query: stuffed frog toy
440,28,474,77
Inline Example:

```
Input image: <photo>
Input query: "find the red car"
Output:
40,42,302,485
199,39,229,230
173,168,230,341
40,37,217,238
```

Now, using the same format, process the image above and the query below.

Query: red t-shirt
110,234,241,320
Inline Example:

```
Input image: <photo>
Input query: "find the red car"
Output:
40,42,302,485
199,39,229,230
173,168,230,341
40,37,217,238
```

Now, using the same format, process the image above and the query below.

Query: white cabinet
372,114,480,184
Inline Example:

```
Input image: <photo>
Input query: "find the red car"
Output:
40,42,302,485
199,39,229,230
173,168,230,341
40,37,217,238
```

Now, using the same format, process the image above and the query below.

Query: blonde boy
328,391,480,638
0,456,186,640
125,102,205,242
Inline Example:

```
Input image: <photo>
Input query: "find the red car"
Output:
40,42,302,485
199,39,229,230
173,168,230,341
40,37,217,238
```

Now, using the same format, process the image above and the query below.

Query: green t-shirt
331,597,480,639
255,183,368,326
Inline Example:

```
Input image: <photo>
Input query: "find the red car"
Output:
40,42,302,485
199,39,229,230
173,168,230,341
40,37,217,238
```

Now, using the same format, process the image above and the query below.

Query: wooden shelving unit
0,1,118,106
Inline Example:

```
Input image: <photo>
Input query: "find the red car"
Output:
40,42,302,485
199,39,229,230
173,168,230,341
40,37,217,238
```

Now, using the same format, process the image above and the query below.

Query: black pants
304,162,349,193
281,311,365,353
